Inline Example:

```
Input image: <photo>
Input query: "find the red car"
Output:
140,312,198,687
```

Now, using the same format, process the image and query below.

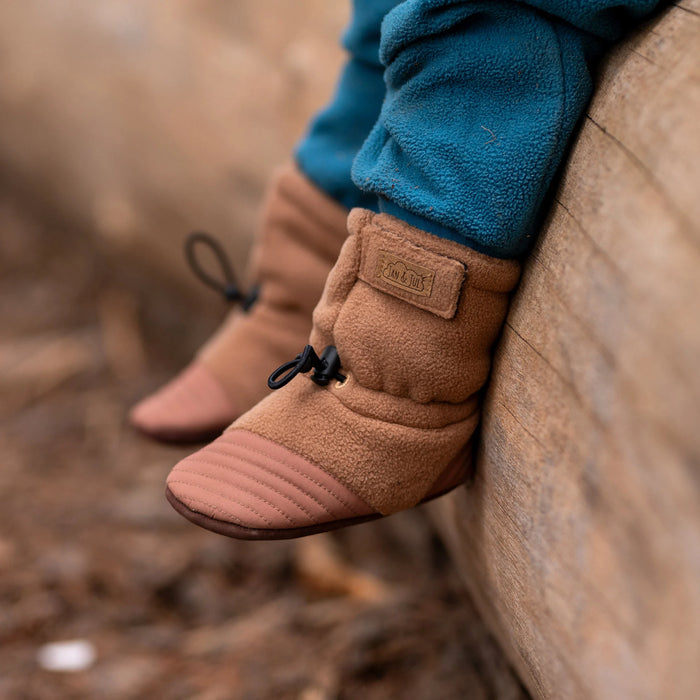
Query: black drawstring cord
268,345,346,390
184,231,258,310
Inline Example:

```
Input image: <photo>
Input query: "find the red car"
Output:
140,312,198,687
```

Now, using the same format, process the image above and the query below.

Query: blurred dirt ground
0,186,528,699
0,2,528,697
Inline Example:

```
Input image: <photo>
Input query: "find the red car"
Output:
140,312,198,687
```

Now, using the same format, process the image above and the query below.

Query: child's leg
296,0,402,211
352,0,663,258
129,0,399,444
165,0,663,538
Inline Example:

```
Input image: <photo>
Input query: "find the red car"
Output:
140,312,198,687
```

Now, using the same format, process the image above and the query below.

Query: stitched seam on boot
172,494,251,527
186,452,336,519
168,480,275,527
200,448,338,517
173,466,322,524
193,449,336,516
170,476,293,525
215,434,369,516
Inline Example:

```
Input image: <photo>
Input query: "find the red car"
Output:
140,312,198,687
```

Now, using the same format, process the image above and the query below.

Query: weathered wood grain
432,5,700,698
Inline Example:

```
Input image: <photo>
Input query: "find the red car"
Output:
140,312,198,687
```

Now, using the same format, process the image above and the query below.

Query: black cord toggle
268,345,346,390
184,232,258,309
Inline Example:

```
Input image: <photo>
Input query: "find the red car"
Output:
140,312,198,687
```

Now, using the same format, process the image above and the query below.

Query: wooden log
431,4,700,698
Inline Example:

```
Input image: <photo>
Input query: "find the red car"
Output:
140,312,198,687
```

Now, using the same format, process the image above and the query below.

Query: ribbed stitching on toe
168,478,281,526
174,461,322,524
167,428,375,529
216,433,368,516
203,445,342,517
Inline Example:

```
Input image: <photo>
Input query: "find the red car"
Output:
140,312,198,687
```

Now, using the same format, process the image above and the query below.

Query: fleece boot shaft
165,209,521,537
129,164,349,443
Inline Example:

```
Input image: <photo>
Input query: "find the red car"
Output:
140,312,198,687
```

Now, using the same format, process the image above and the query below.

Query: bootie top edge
347,208,521,293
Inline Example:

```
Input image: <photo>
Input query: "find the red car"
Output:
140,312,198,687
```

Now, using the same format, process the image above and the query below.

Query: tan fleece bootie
165,209,521,537
129,164,348,443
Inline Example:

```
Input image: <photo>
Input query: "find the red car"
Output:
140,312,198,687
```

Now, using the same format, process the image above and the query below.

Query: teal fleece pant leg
350,0,663,258
296,0,662,257
294,0,401,211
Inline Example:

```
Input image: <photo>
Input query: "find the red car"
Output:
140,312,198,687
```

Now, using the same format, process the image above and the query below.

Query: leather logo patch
376,251,435,298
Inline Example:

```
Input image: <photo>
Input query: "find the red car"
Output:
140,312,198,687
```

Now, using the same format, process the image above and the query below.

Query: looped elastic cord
184,231,259,310
268,345,346,390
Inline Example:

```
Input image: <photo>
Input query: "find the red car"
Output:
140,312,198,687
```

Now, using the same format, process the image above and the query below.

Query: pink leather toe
167,429,374,531
129,363,237,443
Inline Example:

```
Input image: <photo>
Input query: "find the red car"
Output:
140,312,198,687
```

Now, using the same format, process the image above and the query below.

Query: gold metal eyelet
335,374,350,389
